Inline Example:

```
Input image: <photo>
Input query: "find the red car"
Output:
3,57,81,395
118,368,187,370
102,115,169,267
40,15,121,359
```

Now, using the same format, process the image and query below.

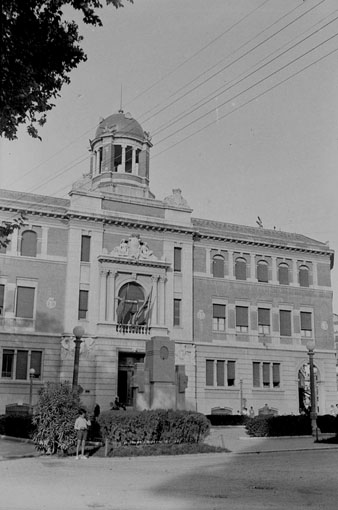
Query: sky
1,0,337,310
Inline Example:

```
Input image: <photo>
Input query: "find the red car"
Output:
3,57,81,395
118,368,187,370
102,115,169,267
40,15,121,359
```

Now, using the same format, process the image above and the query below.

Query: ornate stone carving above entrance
110,234,158,261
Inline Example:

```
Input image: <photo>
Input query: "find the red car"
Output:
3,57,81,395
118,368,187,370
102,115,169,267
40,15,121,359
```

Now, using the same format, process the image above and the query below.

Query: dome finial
118,84,124,113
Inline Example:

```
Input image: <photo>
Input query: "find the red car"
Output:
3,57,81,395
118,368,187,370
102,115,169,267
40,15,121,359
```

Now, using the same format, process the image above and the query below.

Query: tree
0,213,26,248
1,0,133,140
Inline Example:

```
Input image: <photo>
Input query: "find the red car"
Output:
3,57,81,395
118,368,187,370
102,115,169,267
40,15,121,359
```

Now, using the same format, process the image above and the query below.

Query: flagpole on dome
119,84,123,113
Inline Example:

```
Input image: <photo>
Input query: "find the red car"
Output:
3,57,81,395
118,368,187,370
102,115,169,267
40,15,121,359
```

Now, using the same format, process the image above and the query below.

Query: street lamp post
72,326,85,390
29,368,36,410
306,341,317,438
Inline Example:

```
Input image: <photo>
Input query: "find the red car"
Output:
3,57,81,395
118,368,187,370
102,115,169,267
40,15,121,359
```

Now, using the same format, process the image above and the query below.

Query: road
1,448,338,509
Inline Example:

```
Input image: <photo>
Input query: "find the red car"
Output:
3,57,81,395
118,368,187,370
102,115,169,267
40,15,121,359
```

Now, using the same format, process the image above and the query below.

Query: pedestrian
74,408,91,460
242,407,249,416
249,406,255,418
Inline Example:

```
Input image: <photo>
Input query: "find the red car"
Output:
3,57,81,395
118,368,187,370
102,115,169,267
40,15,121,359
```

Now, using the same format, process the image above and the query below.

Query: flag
116,297,126,324
134,287,153,326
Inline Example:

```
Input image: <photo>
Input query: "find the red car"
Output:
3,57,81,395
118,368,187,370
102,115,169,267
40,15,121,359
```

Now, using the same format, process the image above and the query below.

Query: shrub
316,415,338,433
32,381,81,454
206,414,248,426
0,414,35,439
245,415,312,437
98,409,210,446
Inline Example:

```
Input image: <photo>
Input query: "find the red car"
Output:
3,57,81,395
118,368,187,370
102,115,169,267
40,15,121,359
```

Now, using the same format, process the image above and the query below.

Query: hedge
0,414,35,439
98,409,210,445
206,414,248,426
316,415,338,434
245,415,312,437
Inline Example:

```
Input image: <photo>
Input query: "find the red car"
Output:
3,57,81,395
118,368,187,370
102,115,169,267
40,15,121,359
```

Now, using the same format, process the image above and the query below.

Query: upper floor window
16,286,35,319
206,359,236,387
1,348,42,380
278,263,289,285
236,305,248,332
78,290,89,320
212,255,224,278
21,230,37,257
125,146,133,173
299,265,309,287
114,144,122,171
173,298,181,327
300,311,312,337
213,304,226,331
257,260,268,283
116,282,145,325
253,362,280,388
235,257,247,280
0,284,4,316
81,235,91,262
258,307,270,334
174,247,182,272
279,309,292,336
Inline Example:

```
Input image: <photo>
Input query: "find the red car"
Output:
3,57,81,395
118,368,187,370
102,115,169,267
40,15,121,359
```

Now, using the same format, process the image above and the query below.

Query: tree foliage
0,213,26,248
1,0,132,140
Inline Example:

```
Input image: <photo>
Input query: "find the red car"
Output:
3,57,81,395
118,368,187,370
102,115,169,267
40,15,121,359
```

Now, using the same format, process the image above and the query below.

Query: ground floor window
253,361,280,389
1,349,42,380
206,359,236,387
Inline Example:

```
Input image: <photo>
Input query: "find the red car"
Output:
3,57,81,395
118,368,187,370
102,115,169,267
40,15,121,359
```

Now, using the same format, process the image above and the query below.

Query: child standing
74,408,91,459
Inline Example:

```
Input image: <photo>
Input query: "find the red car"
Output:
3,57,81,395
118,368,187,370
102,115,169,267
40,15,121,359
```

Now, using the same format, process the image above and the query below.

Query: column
108,271,117,322
121,145,126,172
292,259,298,286
99,268,108,322
40,226,48,257
132,148,136,174
206,249,211,275
151,275,159,325
228,250,234,279
250,253,256,281
312,262,318,287
158,276,167,326
271,256,278,284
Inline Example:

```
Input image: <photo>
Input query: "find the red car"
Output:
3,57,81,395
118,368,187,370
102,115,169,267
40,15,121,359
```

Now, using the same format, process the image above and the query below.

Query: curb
0,434,34,444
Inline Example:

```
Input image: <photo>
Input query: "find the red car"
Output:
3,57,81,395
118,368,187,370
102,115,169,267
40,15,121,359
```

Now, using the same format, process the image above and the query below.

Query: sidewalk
1,426,337,460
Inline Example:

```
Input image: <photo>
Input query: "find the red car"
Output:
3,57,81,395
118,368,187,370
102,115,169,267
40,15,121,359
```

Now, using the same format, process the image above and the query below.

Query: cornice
98,255,170,269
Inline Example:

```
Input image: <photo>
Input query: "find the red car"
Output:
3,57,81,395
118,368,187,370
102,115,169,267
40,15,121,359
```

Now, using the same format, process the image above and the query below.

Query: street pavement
1,428,338,510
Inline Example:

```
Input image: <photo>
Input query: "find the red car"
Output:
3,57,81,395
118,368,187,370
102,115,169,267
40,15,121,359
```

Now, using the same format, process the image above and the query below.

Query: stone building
0,110,336,415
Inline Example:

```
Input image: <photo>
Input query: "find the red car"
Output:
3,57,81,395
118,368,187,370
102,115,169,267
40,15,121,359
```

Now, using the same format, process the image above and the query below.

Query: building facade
0,111,336,415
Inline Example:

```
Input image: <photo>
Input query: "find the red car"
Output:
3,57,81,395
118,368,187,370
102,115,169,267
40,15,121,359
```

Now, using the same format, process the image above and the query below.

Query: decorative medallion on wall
46,297,56,309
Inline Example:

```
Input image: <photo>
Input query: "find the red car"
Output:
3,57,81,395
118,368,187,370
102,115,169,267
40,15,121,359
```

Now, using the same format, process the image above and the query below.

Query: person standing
74,408,91,459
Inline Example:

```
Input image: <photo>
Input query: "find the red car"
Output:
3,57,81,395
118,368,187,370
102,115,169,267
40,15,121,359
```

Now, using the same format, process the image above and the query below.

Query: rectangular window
80,235,91,262
258,307,270,334
236,306,248,332
78,290,89,320
125,145,133,173
16,350,28,380
206,360,214,386
213,304,226,331
1,349,42,380
300,311,312,337
253,362,260,387
1,349,14,378
280,310,292,336
216,360,225,386
0,284,4,315
173,298,181,327
16,286,35,318
253,362,281,389
174,247,182,272
227,360,235,386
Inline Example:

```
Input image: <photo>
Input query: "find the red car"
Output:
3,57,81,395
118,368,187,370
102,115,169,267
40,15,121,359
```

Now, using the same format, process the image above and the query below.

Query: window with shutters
205,359,236,387
258,307,270,334
235,257,247,280
252,362,280,389
257,260,269,283
21,230,37,257
174,247,182,272
173,298,181,327
0,284,4,316
213,304,226,331
212,255,224,278
278,263,289,285
279,309,292,336
300,311,312,337
236,305,249,332
81,235,91,262
16,286,35,319
1,349,42,380
78,290,89,320
299,265,310,287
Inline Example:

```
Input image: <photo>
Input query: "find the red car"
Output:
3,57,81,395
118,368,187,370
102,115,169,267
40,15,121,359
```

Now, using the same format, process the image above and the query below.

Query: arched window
299,265,309,287
212,255,224,278
235,257,247,280
257,260,268,283
278,263,289,285
21,230,37,257
116,282,146,325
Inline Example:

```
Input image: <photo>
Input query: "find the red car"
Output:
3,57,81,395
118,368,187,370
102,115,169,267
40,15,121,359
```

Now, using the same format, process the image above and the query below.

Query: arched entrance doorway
298,362,319,414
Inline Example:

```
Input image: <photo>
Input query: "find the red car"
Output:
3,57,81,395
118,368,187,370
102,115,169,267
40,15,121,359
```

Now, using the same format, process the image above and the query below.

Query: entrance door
118,352,144,407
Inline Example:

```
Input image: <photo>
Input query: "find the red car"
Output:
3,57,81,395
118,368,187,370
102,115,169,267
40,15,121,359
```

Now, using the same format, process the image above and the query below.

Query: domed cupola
89,109,153,198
